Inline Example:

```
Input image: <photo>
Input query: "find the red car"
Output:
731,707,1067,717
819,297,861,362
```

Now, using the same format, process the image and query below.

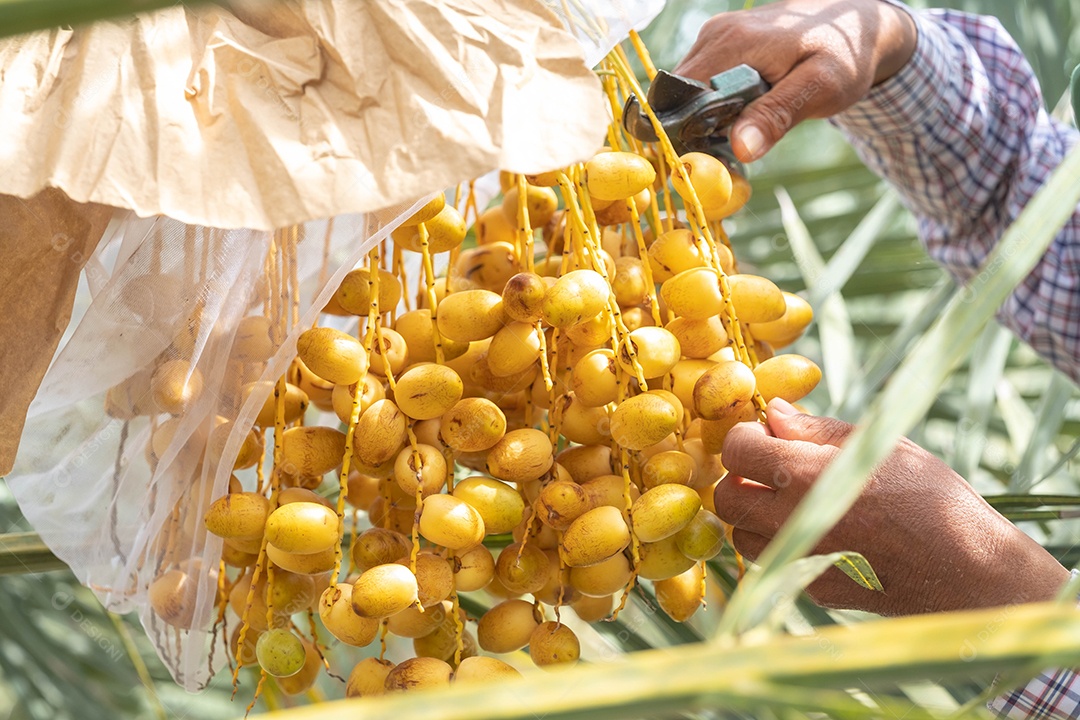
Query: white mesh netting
9,203,425,688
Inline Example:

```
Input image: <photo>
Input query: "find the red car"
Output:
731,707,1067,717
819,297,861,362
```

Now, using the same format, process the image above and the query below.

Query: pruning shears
622,65,769,168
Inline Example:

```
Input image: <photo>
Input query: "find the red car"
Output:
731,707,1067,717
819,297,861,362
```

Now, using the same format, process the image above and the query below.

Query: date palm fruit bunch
135,34,819,705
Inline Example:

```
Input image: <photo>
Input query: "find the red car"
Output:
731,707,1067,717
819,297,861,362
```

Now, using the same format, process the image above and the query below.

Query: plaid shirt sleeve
988,668,1080,720
832,5,1080,718
985,566,1080,717
830,1,1080,385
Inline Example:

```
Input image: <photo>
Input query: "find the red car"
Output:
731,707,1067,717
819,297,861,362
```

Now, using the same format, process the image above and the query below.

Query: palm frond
0,0,211,39
255,603,1080,720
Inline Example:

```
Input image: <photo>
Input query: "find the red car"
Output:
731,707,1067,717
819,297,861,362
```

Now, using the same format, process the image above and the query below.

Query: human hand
673,0,918,162
716,398,1071,616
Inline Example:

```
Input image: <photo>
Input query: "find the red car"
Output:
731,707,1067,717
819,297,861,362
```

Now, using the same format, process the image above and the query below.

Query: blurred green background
1,1,1079,718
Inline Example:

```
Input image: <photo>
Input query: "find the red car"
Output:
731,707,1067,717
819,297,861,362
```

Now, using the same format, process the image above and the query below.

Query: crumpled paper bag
0,0,607,232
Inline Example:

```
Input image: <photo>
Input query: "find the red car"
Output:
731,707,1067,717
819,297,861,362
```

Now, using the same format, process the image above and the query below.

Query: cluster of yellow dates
142,45,821,703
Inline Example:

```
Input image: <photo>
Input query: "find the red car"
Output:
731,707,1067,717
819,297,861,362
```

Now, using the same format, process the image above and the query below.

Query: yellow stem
515,173,536,272
606,51,767,415
628,29,657,80
418,222,445,365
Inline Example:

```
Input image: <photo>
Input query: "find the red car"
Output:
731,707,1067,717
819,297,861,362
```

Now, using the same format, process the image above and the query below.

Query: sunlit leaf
1036,435,1080,486
1010,372,1074,492
1072,62,1080,125
257,603,1080,720
834,553,883,591
732,552,882,632
951,325,1012,480
776,187,857,408
995,509,1080,522
985,494,1080,509
0,532,65,575
995,377,1034,467
836,277,954,420
808,193,898,308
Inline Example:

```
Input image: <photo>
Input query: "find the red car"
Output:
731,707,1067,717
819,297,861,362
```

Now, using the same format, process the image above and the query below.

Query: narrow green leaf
897,681,960,714
985,494,1080,508
0,0,212,39
995,377,1034,467
717,141,1080,638
808,192,899,308
1056,568,1080,600
108,611,168,720
0,532,65,575
734,552,881,631
1037,435,1080,486
996,509,1080,522
951,324,1012,479
1070,62,1080,125
1010,371,1074,492
793,595,836,628
834,553,883,591
586,616,657,653
776,187,856,408
836,277,954,420
1045,544,1080,566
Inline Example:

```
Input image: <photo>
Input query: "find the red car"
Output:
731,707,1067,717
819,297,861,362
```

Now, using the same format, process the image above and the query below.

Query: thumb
730,62,827,162
765,398,853,448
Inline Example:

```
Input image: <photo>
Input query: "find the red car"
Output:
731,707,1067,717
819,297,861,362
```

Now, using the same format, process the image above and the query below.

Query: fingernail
768,398,797,417
737,123,768,161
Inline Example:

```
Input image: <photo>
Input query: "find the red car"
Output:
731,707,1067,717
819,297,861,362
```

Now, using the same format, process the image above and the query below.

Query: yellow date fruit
561,506,631,567
753,354,822,404
609,393,680,451
586,151,656,201
419,495,485,551
204,492,269,540
728,274,786,324
296,327,367,385
693,361,757,421
748,292,814,349
351,564,419,618
670,151,733,221
631,484,702,542
264,501,339,555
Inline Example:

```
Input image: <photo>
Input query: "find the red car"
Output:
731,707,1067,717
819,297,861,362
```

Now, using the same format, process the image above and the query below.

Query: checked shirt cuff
988,669,1080,719
988,570,1080,719
832,0,953,136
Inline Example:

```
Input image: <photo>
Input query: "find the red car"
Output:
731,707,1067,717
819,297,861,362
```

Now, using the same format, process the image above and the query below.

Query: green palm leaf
254,603,1080,720
0,0,212,38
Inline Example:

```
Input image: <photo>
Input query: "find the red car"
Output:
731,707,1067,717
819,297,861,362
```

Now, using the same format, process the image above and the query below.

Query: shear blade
621,95,658,142
647,70,711,112
623,71,713,142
